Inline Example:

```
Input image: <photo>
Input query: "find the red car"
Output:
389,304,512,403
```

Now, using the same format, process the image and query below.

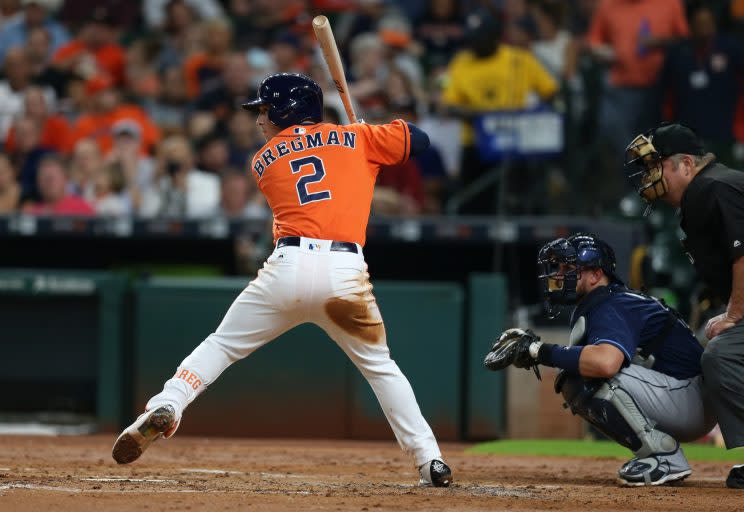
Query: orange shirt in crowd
69,105,161,155
250,120,411,246
587,0,688,87
52,40,127,86
5,115,71,154
183,53,224,99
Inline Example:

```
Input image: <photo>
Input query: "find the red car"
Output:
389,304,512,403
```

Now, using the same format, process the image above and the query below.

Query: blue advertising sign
475,106,564,162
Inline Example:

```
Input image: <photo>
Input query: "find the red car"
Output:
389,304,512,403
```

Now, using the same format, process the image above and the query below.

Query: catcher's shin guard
559,375,677,457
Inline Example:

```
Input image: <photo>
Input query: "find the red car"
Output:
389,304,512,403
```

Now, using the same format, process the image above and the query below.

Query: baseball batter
485,234,715,486
112,73,452,487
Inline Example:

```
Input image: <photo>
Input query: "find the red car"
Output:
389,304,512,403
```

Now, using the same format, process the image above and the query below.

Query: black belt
276,236,358,253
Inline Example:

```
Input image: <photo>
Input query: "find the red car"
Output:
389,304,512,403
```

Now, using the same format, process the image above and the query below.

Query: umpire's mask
624,133,667,216
625,123,707,216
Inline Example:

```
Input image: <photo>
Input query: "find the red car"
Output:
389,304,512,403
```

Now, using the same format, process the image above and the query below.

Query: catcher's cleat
418,459,453,487
112,405,178,464
618,450,691,487
726,464,744,489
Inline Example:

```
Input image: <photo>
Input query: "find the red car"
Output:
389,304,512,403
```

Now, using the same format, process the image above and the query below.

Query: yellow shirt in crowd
442,44,558,145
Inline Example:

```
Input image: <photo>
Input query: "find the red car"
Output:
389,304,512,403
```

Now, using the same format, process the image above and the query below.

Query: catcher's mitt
483,328,542,380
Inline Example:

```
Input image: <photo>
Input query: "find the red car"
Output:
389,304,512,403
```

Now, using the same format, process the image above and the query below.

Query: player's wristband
528,341,542,359
536,343,582,374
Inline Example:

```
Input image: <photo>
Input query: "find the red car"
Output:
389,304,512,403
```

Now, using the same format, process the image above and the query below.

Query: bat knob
312,15,328,28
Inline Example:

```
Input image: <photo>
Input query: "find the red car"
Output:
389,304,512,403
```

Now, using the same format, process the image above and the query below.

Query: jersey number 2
291,156,331,205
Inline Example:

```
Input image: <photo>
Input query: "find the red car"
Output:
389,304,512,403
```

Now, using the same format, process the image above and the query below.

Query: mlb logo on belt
308,243,320,251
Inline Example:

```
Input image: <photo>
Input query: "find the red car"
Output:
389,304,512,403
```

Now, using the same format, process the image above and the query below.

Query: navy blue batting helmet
241,73,323,128
538,233,621,317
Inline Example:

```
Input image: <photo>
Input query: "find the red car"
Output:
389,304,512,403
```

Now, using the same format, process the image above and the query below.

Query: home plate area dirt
0,435,740,511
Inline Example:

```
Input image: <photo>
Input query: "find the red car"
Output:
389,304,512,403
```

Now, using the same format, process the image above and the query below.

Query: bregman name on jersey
253,130,357,179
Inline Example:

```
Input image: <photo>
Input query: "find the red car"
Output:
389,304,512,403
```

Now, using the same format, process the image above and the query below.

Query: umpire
625,123,744,489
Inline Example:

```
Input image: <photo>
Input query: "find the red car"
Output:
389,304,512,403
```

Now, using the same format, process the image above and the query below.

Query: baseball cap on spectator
649,123,706,157
85,75,114,94
112,119,141,139
378,15,412,48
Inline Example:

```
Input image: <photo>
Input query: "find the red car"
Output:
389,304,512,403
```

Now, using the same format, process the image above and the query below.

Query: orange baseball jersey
250,119,411,246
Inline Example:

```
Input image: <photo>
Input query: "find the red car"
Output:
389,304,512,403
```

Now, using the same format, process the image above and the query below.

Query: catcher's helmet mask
538,234,621,318
242,73,324,129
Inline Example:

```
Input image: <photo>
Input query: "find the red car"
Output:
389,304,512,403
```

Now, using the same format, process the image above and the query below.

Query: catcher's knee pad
559,375,677,458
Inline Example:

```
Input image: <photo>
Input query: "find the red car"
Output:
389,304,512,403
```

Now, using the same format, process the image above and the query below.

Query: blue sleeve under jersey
406,122,430,156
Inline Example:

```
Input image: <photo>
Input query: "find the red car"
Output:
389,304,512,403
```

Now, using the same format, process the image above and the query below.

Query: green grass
468,439,744,462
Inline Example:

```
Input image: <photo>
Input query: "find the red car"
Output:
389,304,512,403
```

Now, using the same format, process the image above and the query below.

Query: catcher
484,233,715,486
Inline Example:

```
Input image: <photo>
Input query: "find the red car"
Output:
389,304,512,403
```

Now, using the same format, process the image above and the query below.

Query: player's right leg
315,257,451,486
608,365,717,486
112,246,302,464
320,318,452,486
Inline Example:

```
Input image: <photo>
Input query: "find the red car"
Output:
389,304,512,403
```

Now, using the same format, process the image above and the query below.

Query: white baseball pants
146,237,442,466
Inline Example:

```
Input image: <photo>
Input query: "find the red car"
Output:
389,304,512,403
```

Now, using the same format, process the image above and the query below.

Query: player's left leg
314,256,451,486
113,247,303,464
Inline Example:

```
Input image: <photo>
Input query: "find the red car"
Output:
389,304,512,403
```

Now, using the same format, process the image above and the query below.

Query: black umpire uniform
680,160,744,442
627,123,744,489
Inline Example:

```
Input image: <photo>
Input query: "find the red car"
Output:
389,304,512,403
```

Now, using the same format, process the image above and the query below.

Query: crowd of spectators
0,0,741,220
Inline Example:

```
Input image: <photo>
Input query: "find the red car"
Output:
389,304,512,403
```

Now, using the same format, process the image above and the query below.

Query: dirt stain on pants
325,277,384,343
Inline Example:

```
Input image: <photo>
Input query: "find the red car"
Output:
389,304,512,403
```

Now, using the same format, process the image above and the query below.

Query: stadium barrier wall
0,271,506,441
466,273,508,439
0,270,129,430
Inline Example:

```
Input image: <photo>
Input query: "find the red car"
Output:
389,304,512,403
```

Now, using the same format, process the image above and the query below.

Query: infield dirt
0,435,740,511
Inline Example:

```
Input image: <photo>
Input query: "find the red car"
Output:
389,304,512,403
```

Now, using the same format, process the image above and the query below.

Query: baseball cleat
726,464,744,489
418,459,453,487
112,405,178,464
618,452,691,487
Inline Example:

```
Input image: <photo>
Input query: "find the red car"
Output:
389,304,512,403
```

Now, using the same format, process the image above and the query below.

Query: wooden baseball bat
312,15,359,124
